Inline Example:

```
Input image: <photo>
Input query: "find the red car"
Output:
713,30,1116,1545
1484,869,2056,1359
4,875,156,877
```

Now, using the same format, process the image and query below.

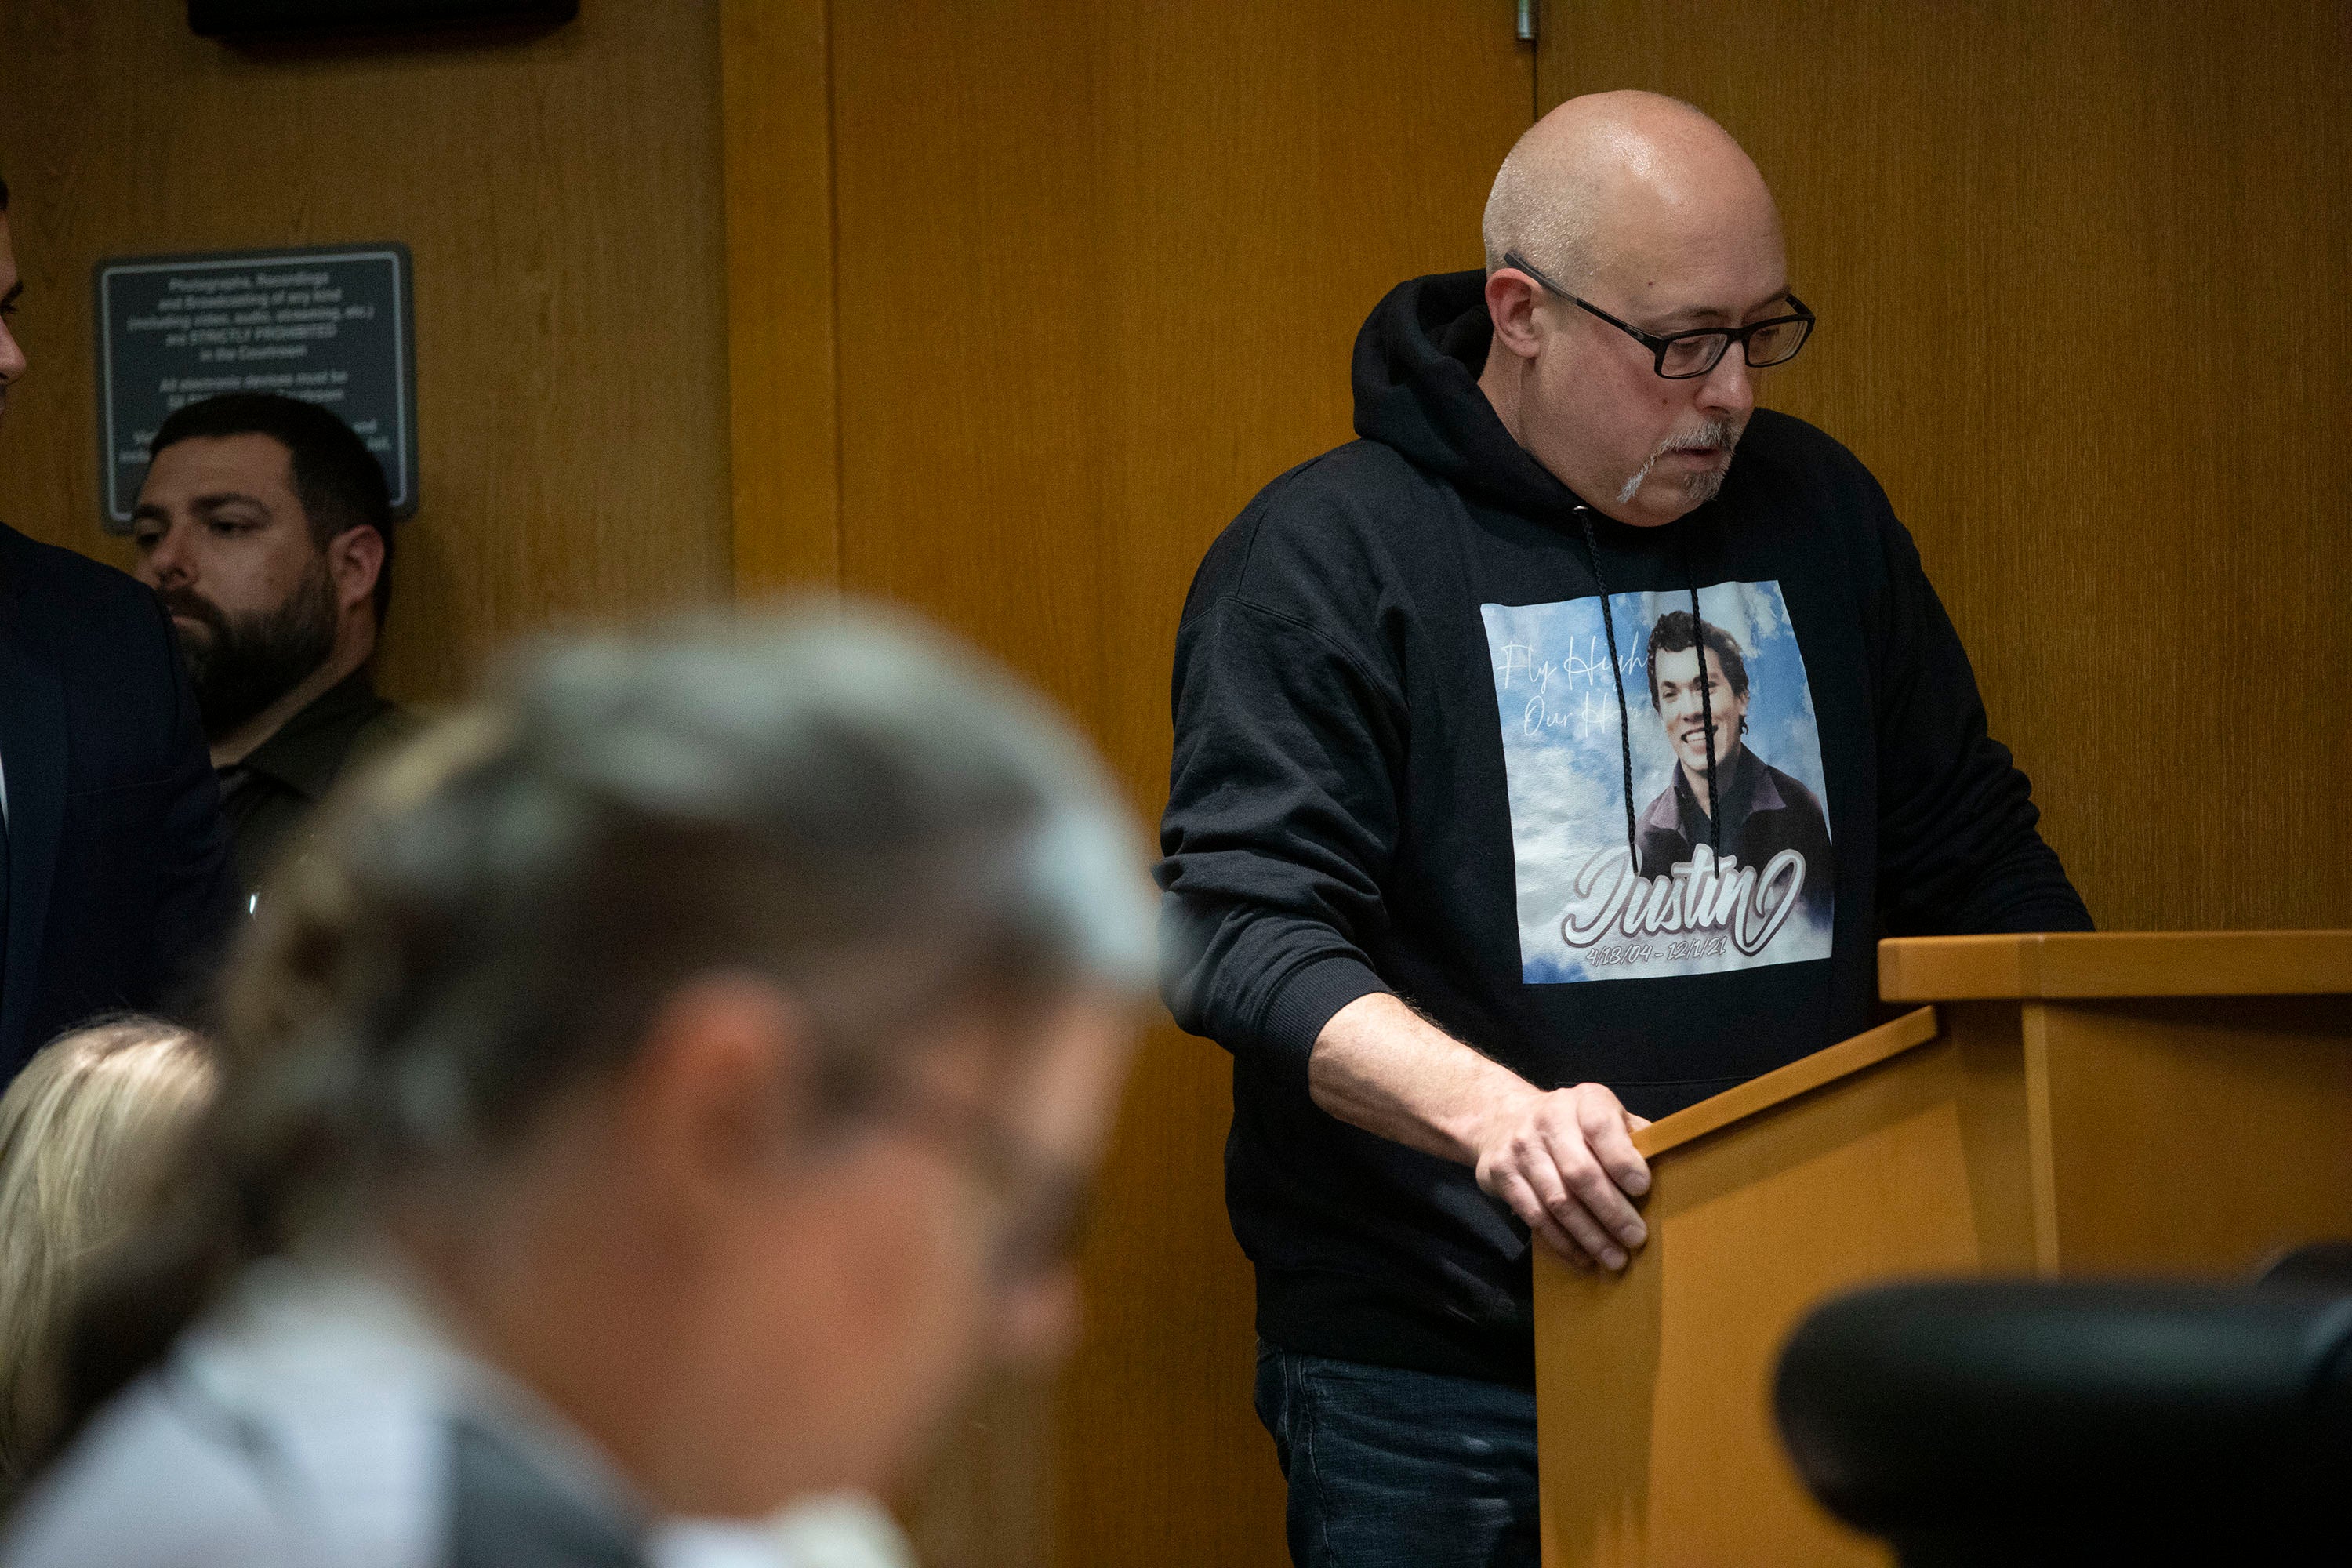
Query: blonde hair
0,1018,212,1485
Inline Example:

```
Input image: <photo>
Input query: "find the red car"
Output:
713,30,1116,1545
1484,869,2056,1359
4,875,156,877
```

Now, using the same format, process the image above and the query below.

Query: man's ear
1485,268,1547,361
618,975,811,1228
328,525,386,618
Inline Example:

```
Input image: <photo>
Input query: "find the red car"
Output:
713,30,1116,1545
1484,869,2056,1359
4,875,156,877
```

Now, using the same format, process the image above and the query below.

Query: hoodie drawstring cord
1688,572,1721,858
1573,506,1723,872
1573,506,1641,872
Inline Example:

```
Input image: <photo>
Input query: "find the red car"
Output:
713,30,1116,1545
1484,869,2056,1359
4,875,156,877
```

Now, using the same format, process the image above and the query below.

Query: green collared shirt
217,665,420,898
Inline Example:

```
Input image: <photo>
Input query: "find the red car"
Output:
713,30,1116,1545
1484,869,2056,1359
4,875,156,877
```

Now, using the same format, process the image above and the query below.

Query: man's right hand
1307,993,1653,1272
1465,1081,1651,1271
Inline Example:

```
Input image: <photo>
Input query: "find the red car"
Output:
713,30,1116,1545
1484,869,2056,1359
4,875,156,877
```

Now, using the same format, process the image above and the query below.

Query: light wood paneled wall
727,4,1533,1563
1538,1,2352,935
0,2,732,703
723,0,837,595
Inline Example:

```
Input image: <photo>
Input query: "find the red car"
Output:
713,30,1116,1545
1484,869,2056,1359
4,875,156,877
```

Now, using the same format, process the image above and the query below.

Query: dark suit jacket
0,521,238,1083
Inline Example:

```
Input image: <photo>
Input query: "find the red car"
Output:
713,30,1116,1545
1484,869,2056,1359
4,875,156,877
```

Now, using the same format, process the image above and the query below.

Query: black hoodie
1156,270,2091,1388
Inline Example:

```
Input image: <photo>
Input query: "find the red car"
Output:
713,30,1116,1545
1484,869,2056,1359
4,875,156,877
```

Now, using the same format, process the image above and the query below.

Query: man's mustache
157,586,230,642
1617,418,1748,503
1658,417,1744,455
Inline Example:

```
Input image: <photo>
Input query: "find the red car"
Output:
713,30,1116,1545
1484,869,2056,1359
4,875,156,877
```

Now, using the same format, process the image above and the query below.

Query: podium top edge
1878,931,2352,1000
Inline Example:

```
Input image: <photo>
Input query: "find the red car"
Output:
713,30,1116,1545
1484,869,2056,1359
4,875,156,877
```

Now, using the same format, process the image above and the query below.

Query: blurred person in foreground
0,1018,212,1496
0,608,1156,1566
130,393,417,900
0,172,238,1086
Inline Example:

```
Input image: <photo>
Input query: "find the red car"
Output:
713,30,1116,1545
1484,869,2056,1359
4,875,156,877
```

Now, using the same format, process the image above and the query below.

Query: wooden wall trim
2020,1002,2062,1276
721,0,840,597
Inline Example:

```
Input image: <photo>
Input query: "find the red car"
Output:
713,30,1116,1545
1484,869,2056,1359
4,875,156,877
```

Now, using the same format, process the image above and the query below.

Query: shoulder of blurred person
3,1252,647,1568
0,524,238,1085
0,1374,285,1568
8,1254,920,1568
7,1258,926,1568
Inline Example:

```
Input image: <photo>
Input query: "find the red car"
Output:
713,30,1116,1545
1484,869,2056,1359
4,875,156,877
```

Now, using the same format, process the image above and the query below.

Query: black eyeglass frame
1501,250,1816,381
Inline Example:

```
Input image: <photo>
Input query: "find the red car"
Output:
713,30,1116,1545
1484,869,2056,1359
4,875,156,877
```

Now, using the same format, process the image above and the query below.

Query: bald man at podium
1158,92,2089,1568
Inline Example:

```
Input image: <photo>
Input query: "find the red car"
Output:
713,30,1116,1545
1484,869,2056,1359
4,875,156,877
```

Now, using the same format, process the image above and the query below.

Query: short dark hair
1646,609,1749,708
0,170,11,211
149,392,395,624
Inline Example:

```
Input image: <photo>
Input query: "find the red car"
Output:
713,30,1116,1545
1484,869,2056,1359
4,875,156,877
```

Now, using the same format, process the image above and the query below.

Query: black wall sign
93,243,417,532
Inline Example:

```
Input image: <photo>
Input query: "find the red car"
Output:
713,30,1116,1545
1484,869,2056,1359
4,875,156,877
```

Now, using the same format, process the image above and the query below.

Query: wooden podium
1534,931,2352,1567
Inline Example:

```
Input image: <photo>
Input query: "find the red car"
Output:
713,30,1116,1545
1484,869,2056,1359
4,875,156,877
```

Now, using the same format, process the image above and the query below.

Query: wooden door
725,4,1533,1564
1537,2,2352,935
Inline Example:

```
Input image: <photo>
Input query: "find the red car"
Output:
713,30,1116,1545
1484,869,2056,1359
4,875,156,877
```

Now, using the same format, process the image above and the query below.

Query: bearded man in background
131,392,416,898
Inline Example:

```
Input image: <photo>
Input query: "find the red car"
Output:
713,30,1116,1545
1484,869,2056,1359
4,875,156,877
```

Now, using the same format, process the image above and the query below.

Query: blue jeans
1254,1341,1540,1568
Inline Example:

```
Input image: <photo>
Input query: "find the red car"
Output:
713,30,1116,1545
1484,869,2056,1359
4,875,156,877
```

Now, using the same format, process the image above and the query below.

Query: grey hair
216,604,1155,1212
56,607,1152,1440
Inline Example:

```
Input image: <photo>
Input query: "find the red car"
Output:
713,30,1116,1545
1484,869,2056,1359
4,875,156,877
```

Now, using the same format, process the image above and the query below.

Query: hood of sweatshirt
1350,268,1592,518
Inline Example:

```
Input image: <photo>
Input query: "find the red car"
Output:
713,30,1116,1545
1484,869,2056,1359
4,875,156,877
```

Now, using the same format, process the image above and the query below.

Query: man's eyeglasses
1501,251,1815,381
887,1080,1093,1288
791,958,1098,1290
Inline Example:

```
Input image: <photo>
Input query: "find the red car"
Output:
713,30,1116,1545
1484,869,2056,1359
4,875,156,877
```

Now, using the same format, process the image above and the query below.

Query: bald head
1475,93,1800,528
1482,92,1780,290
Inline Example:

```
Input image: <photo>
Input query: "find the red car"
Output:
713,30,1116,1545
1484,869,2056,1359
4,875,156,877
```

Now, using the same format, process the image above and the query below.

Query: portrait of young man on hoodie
1634,607,1833,926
